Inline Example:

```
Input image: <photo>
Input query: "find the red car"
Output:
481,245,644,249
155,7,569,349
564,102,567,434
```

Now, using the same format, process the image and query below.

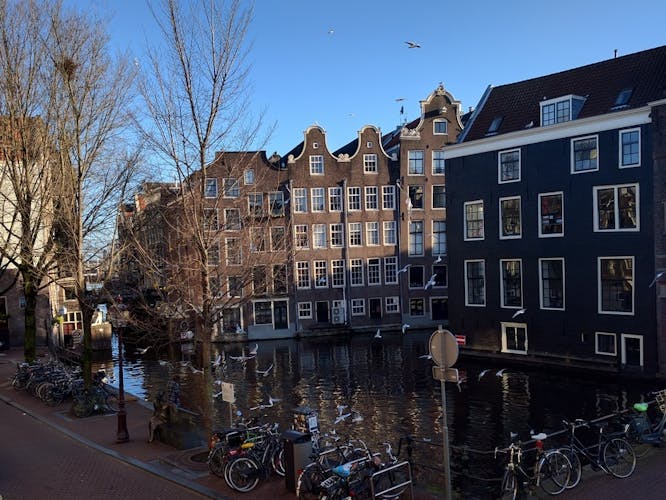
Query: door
369,298,382,320
273,300,288,329
316,301,329,323
621,334,643,368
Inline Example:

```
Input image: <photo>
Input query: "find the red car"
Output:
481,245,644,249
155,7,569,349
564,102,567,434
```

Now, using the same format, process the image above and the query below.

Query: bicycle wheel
538,451,570,496
271,446,286,477
557,447,581,489
207,447,228,477
297,463,327,499
72,396,94,418
105,392,119,413
603,438,636,478
225,456,261,492
499,469,517,500
624,425,651,458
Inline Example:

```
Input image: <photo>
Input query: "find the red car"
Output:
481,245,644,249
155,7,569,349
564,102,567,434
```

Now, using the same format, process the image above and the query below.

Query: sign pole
440,334,452,500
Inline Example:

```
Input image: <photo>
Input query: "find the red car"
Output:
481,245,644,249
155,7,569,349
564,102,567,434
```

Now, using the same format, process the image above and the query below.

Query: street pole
116,325,129,443
440,378,452,499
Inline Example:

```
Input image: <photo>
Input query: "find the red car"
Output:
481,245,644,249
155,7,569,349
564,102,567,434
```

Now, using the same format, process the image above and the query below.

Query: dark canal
98,330,660,498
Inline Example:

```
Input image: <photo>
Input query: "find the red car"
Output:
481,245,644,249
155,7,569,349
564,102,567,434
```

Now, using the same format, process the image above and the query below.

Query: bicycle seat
530,432,547,441
633,402,649,413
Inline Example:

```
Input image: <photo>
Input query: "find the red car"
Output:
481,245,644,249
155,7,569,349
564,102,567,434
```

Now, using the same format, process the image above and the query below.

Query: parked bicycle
70,370,119,418
495,432,571,499
623,389,666,457
558,419,635,489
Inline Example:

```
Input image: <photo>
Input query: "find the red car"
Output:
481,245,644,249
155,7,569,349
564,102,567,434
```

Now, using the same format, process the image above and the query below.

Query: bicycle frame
564,421,618,474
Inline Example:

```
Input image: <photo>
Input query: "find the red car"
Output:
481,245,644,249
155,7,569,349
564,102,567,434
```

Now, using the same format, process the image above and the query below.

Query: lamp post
116,320,129,443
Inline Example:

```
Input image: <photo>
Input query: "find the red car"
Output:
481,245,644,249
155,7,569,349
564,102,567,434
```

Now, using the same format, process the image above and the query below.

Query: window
540,95,585,126
432,185,446,209
350,259,363,286
594,184,638,231
383,221,396,245
409,298,425,316
248,193,264,217
269,192,284,216
613,88,633,109
253,266,267,294
244,169,254,185
499,149,520,183
309,155,324,174
620,129,640,167
595,332,617,356
207,242,220,265
539,258,564,310
314,261,328,288
203,208,219,231
296,261,310,288
364,154,377,173
365,186,378,210
433,265,447,287
348,222,362,247
274,265,287,294
310,188,325,212
221,308,241,333
351,298,365,316
228,276,242,297
464,200,484,240
501,259,522,308
599,257,633,314
385,296,400,313
408,185,424,209
225,238,241,265
434,119,447,134
330,223,344,247
382,185,396,210
432,150,445,175
486,116,503,135
329,187,342,211
294,224,309,249
205,178,218,198
294,188,307,213
270,227,286,251
331,260,345,287
409,265,424,288
539,192,564,237
253,301,272,325
224,208,241,230
384,257,398,284
313,224,327,248
571,135,598,173
408,150,424,175
249,227,266,252
500,196,522,239
298,302,313,319
366,222,379,246
223,178,239,198
367,258,381,285
347,187,361,211
432,221,446,255
409,220,424,256
501,323,527,354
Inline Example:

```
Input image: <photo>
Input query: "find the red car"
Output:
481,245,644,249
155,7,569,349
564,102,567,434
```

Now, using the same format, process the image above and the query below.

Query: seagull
351,411,363,423
405,41,421,48
336,405,348,416
374,328,382,339
158,360,172,367
212,391,223,399
395,179,403,190
434,255,442,264
136,346,152,355
235,324,246,334
229,353,256,362
496,368,507,377
395,97,406,102
248,343,259,356
456,375,467,392
327,28,334,35
335,411,352,425
424,274,437,290
419,354,432,359
478,369,490,380
267,395,281,406
396,264,411,275
212,353,222,368
187,363,204,375
256,363,273,376
401,323,410,334
511,308,527,319
649,271,665,287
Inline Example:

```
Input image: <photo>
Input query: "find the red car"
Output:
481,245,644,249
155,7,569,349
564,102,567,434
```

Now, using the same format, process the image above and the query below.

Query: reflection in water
103,331,656,497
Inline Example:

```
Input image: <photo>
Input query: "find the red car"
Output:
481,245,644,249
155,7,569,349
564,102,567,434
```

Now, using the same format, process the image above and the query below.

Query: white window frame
296,261,311,289
312,224,327,249
309,155,324,175
385,296,400,313
351,298,365,316
366,222,379,246
409,298,425,317
539,257,565,311
571,135,599,174
501,322,528,354
365,186,379,210
382,185,396,210
348,222,362,247
598,256,634,315
620,333,644,367
314,260,328,288
330,223,344,248
433,119,447,135
367,258,381,286
363,153,378,173
347,186,361,211
383,221,396,245
205,178,218,198
408,150,424,175
294,224,309,249
244,169,255,185
408,220,424,256
498,148,521,183
464,200,484,241
500,259,523,310
384,256,398,285
432,220,446,256
432,150,445,175
350,258,364,286
331,260,345,288
595,332,617,356
593,184,639,232
329,187,343,212
619,128,641,168
464,259,486,306
298,302,313,319
293,187,308,213
538,191,564,238
499,196,522,240
222,178,239,198
311,187,325,213
432,185,446,210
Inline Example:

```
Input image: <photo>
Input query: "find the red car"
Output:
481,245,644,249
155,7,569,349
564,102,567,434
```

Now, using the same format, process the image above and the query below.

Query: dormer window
612,87,633,110
486,116,503,136
540,95,586,126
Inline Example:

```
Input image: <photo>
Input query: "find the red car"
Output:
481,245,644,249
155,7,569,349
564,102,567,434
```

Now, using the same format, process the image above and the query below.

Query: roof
461,45,666,142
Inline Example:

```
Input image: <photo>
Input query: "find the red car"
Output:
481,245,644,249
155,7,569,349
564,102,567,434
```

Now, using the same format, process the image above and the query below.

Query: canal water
98,330,660,498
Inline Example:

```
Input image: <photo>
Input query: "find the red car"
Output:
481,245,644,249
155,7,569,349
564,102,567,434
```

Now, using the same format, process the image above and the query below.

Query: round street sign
429,329,459,368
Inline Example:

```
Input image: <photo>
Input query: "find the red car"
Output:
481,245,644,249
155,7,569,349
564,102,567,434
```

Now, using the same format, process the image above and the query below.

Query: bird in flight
212,390,223,399
374,328,382,339
256,363,273,377
235,324,246,334
419,354,432,360
649,271,665,287
496,368,507,377
136,346,152,355
424,274,437,290
248,343,259,356
212,353,222,368
396,264,411,275
395,97,406,102
512,308,527,319
405,41,421,48
434,255,442,264
184,361,203,374
401,323,410,334
478,369,490,380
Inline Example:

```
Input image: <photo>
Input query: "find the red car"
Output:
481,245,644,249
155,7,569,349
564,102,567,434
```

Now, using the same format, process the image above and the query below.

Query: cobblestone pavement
1,348,665,499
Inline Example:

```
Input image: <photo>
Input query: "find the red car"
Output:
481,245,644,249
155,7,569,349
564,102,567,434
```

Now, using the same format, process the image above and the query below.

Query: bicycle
495,432,571,499
623,389,666,458
558,419,635,489
70,371,119,418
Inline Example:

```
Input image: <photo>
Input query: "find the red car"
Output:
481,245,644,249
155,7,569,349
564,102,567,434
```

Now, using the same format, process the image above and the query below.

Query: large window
539,192,563,237
228,276,242,297
464,200,484,240
270,227,286,251
331,260,345,287
540,95,585,126
314,261,328,288
433,265,447,287
571,135,599,173
294,224,308,249
253,301,273,325
203,208,219,231
350,259,363,286
384,257,398,284
329,187,342,211
499,149,520,183
599,257,633,314
408,185,424,209
205,178,218,198
432,150,445,175
296,261,310,288
432,185,446,209
594,184,638,231
500,196,521,239
432,221,446,255
501,259,522,308
311,188,325,212
366,222,379,246
330,223,344,247
367,258,381,285
225,238,241,265
298,302,313,319
252,266,267,294
248,193,264,217
409,265,424,288
249,227,266,252
409,220,424,256
312,224,327,248
224,208,241,230
348,222,362,247
501,323,528,354
364,154,377,173
223,178,239,197
269,192,284,216
294,188,307,213
385,297,400,313
309,155,324,174
539,258,564,310
273,264,287,294
382,186,395,210
244,169,254,185
383,221,396,245
351,298,365,316
347,187,361,211
619,128,640,168
207,242,220,265
408,150,424,175
365,186,378,210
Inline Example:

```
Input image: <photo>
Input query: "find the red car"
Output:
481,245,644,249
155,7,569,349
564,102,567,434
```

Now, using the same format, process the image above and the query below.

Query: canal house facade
445,46,666,375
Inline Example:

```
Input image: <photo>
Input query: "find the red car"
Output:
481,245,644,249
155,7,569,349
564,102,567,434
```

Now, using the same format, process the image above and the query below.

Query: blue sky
80,0,666,156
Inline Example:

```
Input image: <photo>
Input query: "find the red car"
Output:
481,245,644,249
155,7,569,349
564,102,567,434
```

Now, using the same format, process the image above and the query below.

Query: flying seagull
405,41,421,48
136,346,152,355
511,308,527,319
374,328,382,339
212,390,223,399
229,353,256,363
649,271,665,287
212,353,222,368
434,255,442,264
401,323,410,334
478,369,490,380
419,354,432,360
396,264,411,275
235,324,246,334
248,343,259,356
424,274,437,290
256,363,273,377
496,368,508,377
395,97,406,102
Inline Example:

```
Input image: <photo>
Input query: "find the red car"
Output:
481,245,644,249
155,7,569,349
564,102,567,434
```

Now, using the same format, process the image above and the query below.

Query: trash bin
282,429,312,492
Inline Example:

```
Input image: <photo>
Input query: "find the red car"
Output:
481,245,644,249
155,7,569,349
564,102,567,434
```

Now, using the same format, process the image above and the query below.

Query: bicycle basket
656,390,666,415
